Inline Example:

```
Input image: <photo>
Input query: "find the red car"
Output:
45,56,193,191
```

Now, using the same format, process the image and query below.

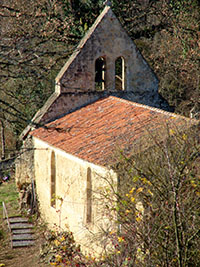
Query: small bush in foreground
40,230,97,267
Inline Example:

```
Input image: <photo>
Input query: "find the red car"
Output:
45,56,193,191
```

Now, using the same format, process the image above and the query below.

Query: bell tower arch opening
95,57,106,90
115,56,125,90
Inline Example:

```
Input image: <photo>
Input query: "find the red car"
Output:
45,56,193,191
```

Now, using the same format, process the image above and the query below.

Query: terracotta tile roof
30,96,194,166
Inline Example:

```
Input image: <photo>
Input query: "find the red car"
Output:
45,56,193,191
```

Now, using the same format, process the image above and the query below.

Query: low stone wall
15,136,35,187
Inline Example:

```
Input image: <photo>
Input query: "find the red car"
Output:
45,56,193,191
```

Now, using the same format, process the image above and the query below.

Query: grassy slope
0,179,20,221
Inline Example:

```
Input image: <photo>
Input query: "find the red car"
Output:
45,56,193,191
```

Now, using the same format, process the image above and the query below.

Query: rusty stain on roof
31,96,193,166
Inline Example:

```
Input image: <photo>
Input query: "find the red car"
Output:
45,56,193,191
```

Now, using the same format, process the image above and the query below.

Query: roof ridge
108,96,195,122
31,95,198,166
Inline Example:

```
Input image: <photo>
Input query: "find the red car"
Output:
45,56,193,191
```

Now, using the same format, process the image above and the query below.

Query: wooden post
2,201,11,232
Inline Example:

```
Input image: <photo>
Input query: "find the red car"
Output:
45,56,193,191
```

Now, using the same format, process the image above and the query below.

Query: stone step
12,234,35,241
12,240,35,248
9,217,29,223
10,223,33,230
12,228,34,234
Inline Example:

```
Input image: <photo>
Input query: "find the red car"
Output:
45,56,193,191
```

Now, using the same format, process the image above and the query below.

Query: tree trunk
0,120,5,160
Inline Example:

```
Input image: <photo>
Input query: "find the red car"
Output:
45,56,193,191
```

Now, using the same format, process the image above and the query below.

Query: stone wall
36,5,169,125
33,136,117,255
15,136,35,187
56,6,160,103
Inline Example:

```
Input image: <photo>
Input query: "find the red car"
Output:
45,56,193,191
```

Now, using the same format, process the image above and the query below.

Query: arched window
115,57,125,90
95,57,106,90
50,151,56,207
86,167,92,223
